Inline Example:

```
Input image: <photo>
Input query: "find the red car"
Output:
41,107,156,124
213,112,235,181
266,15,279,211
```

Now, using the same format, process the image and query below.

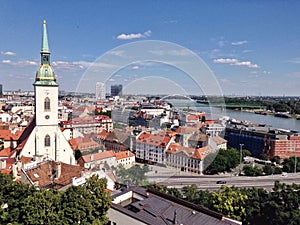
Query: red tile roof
98,130,110,139
0,128,24,141
115,151,135,160
21,156,33,164
0,147,16,158
175,126,199,134
137,132,172,147
0,169,12,175
0,157,16,169
167,143,210,160
24,161,84,188
81,150,115,163
69,137,100,151
211,136,227,145
192,146,211,160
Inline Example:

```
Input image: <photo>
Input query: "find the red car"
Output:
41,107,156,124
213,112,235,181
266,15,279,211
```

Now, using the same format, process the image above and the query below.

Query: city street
146,165,300,191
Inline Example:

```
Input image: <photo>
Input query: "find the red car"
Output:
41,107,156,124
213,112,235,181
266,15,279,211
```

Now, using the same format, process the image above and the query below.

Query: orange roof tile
137,132,172,147
24,161,84,188
175,126,199,134
191,146,211,160
0,158,16,169
0,169,12,175
21,156,33,164
211,136,227,145
167,143,210,160
0,128,24,141
69,137,100,151
98,130,110,139
81,150,115,163
0,147,16,158
115,151,135,160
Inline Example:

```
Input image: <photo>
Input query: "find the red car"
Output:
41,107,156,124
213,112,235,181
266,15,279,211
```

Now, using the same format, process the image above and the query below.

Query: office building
111,84,123,97
96,82,106,100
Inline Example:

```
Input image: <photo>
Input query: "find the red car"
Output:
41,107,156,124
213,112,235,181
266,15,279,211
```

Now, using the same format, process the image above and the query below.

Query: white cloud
117,30,152,40
163,20,178,24
109,50,125,57
1,51,16,56
52,60,117,71
242,50,253,53
144,30,152,37
2,59,12,64
218,40,227,48
1,59,38,66
232,40,248,46
20,60,38,66
149,49,190,56
262,70,271,75
213,58,259,68
288,58,300,64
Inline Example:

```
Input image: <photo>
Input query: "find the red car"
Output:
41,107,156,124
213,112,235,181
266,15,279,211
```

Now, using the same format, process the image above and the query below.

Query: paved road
146,167,300,190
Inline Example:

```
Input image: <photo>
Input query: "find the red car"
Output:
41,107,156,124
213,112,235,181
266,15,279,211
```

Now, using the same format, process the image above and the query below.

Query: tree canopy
204,148,241,174
0,174,111,225
147,181,300,225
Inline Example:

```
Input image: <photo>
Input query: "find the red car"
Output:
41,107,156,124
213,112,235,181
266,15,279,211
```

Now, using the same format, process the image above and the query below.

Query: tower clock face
45,115,50,119
42,55,49,63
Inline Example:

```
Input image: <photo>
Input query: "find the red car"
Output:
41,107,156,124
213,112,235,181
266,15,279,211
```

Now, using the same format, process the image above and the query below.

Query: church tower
20,21,75,165
34,20,59,127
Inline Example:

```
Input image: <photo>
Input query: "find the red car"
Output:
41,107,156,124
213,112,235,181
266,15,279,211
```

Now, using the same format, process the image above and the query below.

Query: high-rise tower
20,21,75,165
96,82,106,100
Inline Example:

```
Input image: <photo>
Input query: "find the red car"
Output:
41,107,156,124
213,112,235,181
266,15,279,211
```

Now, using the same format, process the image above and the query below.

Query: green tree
272,156,281,165
20,189,62,225
83,176,112,224
0,174,35,224
182,184,199,203
205,148,240,174
259,153,269,161
243,165,263,176
263,165,274,175
282,156,300,173
167,187,183,198
211,186,248,221
116,164,150,186
61,176,111,225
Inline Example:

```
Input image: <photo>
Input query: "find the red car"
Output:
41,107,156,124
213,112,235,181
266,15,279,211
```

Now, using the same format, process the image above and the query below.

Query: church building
18,21,75,165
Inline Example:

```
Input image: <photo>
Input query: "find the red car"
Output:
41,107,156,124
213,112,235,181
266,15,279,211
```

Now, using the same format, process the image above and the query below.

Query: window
45,135,50,147
44,97,50,111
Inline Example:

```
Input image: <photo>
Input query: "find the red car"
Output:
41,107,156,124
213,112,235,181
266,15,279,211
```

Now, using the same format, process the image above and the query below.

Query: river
170,101,300,132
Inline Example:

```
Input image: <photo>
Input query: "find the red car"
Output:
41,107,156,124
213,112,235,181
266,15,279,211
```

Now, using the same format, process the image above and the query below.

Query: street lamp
294,146,297,174
239,144,244,175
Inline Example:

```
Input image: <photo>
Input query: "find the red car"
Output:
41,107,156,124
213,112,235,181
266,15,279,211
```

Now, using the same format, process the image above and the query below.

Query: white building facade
96,82,106,100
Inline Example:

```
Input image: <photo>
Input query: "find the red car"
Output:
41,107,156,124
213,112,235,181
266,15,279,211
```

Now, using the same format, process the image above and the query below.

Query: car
216,180,227,184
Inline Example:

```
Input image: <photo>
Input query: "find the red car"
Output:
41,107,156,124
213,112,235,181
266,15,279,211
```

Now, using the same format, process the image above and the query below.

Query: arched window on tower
44,97,50,111
45,134,50,147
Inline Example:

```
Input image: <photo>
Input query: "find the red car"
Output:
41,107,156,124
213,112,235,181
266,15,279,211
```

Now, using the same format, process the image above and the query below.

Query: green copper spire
41,20,50,53
34,20,58,86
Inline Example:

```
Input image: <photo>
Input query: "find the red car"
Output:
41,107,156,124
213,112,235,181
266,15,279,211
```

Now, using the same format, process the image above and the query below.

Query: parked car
216,180,227,184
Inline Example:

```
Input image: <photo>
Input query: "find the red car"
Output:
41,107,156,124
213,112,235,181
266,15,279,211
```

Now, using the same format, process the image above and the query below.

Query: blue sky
0,0,300,96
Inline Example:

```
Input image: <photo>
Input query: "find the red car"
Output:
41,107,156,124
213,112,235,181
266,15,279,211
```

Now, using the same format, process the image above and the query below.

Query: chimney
12,163,18,179
56,162,61,179
0,159,6,169
90,154,94,161
127,150,130,157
